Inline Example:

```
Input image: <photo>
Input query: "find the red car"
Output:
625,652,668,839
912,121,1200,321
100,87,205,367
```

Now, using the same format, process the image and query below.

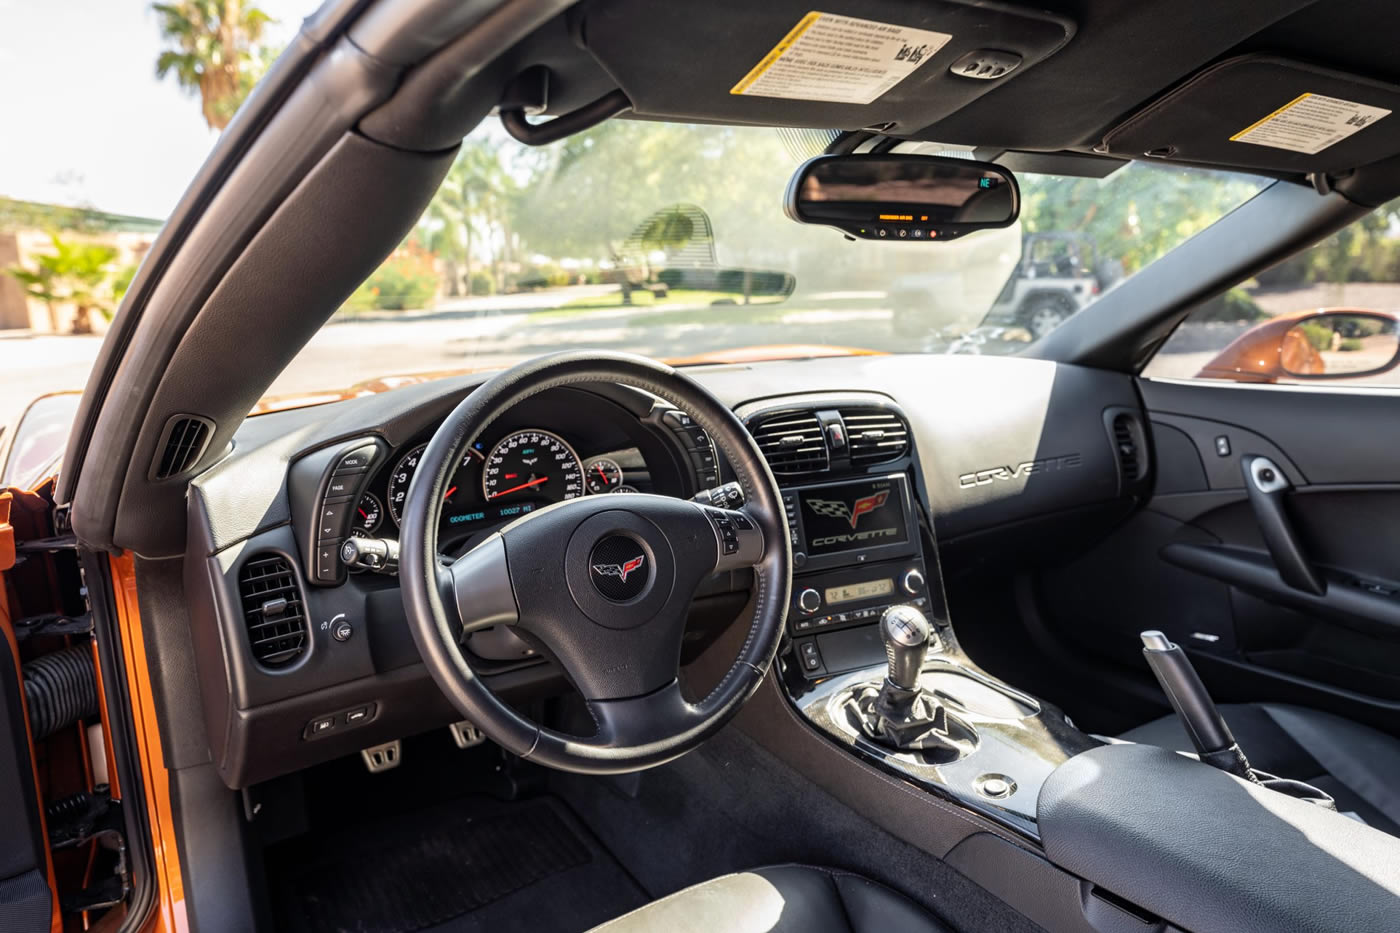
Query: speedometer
481,430,584,504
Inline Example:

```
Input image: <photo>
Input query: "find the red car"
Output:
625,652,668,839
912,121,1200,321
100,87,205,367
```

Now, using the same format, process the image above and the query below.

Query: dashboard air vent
1112,413,1143,481
152,414,214,480
238,555,307,667
842,408,909,464
750,411,829,474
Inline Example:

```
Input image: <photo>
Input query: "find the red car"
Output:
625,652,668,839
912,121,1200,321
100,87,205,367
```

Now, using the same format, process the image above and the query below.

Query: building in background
0,198,162,334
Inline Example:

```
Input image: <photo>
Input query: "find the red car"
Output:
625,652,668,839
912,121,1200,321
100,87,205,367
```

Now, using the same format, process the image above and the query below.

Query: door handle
1240,455,1325,596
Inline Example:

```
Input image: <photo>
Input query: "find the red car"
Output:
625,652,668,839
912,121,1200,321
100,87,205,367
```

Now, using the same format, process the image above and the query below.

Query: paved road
0,296,898,428
1,334,104,428
264,302,896,399
8,283,1399,431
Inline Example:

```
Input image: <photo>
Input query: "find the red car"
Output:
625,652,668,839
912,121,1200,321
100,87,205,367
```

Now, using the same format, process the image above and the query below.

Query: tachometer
482,430,583,504
386,443,428,525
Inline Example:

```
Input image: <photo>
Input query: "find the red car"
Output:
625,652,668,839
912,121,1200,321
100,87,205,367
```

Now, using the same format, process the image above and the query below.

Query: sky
0,0,314,219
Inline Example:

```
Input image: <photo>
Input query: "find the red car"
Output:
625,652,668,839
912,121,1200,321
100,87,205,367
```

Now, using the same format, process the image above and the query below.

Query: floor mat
269,795,646,933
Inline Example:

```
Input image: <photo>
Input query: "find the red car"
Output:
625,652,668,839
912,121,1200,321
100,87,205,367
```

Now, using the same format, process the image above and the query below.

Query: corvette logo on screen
806,490,890,529
592,555,646,583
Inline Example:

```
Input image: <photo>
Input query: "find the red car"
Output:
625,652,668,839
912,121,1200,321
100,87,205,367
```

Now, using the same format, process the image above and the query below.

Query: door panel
1038,377,1400,733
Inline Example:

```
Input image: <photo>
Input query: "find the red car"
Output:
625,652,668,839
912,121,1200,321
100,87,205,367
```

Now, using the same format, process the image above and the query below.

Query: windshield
261,123,1267,406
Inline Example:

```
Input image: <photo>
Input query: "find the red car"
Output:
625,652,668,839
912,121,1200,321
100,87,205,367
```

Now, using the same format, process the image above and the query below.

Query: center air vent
841,408,909,464
237,555,307,667
749,411,829,474
1112,412,1144,482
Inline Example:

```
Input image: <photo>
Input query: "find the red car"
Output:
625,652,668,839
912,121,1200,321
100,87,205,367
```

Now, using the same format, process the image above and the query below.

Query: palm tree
427,141,515,295
152,1,274,130
5,235,120,333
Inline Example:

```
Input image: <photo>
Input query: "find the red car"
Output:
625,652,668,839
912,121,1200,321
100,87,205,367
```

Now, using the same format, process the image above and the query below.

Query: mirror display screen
797,477,909,556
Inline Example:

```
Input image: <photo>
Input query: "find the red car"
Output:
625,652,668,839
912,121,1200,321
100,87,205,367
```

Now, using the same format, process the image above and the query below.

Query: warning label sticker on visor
730,12,951,105
1231,93,1390,155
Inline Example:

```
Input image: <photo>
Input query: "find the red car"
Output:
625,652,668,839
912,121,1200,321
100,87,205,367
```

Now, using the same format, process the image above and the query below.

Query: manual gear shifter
837,606,975,760
881,605,931,693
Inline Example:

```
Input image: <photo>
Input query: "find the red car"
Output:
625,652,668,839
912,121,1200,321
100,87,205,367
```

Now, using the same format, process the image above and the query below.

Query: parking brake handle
1140,631,1256,781
1241,455,1325,596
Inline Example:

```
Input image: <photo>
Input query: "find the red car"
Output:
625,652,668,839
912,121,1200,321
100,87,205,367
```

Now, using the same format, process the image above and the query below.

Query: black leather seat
587,864,950,932
1120,702,1400,835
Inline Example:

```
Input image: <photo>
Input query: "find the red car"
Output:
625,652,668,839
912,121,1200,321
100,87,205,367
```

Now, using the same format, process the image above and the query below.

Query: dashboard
182,353,1147,788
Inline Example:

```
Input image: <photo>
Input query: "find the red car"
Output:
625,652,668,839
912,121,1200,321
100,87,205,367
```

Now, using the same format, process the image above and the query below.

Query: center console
740,394,1097,840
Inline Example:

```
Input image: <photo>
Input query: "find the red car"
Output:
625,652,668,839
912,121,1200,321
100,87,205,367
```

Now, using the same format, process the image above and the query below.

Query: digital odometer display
481,429,584,505
825,579,894,606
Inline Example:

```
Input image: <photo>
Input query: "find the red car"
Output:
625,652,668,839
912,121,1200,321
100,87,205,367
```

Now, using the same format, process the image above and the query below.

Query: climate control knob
902,569,925,595
797,588,822,615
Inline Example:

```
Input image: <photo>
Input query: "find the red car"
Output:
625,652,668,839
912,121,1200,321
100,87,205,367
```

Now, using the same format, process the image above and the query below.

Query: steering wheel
399,352,791,773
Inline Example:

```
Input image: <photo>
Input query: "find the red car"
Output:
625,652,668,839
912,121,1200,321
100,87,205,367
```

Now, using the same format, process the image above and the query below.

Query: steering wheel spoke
445,533,519,639
587,682,704,750
693,504,766,573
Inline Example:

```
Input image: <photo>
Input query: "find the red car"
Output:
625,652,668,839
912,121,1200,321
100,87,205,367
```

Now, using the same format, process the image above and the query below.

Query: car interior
7,1,1400,931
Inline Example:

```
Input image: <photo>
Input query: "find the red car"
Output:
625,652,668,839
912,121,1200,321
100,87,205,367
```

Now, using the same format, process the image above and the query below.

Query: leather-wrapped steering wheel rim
399,351,790,773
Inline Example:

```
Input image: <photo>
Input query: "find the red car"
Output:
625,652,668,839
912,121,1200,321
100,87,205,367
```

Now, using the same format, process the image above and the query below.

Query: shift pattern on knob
881,605,931,691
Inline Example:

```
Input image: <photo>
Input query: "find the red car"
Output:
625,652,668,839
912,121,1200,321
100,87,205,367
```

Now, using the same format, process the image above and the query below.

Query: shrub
1191,287,1266,323
1296,321,1334,351
1339,337,1364,352
468,270,495,295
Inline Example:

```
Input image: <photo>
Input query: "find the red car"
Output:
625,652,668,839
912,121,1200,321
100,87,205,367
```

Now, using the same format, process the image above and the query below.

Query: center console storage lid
1038,743,1400,933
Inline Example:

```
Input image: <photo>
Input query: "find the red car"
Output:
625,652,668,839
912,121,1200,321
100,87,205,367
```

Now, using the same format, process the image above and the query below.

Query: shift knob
880,605,931,691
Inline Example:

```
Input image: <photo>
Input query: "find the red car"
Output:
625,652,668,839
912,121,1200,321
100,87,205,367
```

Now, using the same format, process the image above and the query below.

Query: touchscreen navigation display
797,476,909,557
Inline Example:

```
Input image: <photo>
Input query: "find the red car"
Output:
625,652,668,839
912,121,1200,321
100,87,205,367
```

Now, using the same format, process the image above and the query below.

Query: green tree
5,234,120,333
1019,164,1266,277
513,122,790,262
153,0,275,130
422,140,515,296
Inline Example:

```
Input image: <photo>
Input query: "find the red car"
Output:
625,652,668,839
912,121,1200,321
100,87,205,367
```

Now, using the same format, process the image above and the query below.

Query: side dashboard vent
1112,412,1144,482
152,414,215,480
238,555,307,667
749,411,829,474
842,408,909,464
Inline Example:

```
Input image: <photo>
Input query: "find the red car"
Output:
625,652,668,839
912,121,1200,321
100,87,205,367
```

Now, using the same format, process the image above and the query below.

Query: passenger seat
1121,703,1400,835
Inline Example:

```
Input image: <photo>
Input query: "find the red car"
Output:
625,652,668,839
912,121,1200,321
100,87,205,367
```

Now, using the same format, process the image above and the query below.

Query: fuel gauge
586,458,624,494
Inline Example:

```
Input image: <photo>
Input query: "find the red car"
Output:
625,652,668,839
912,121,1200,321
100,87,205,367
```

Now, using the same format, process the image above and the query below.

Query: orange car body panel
110,552,189,933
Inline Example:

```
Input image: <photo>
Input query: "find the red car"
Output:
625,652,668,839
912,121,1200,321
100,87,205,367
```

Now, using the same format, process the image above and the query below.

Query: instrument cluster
351,427,649,543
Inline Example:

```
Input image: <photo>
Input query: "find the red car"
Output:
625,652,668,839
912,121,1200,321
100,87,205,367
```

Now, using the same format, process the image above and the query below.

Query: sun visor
580,1,1074,134
1099,54,1400,175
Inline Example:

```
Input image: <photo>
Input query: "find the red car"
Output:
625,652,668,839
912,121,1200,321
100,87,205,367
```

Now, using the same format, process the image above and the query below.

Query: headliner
496,0,1400,182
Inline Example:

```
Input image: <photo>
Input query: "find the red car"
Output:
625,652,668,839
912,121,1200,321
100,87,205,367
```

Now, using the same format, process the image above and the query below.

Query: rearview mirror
785,154,1019,242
